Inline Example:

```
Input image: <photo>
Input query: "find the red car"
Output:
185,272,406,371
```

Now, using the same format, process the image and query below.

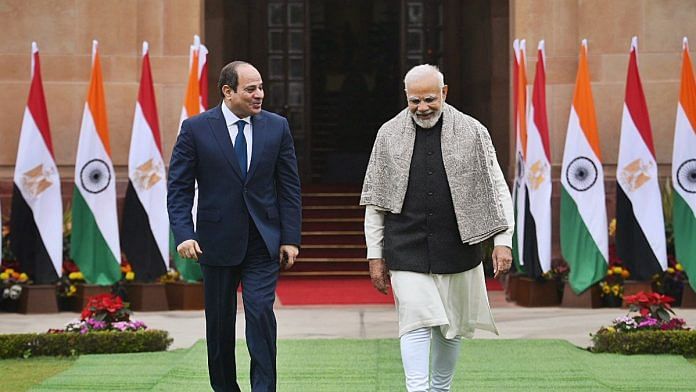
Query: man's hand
492,245,513,278
280,245,299,270
177,239,202,261
369,258,390,295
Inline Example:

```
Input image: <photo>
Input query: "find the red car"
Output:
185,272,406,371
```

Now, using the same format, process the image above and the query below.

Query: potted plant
119,257,169,311
56,261,85,312
598,261,628,308
0,265,28,312
652,256,687,306
162,268,204,310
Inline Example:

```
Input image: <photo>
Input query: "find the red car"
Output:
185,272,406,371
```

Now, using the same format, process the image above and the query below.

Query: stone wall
510,0,696,261
510,0,696,175
0,0,203,186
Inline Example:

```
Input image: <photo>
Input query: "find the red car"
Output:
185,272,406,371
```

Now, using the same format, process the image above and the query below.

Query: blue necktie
234,120,247,180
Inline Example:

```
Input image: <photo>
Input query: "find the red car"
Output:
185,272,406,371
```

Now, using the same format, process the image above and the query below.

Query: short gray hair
404,64,445,89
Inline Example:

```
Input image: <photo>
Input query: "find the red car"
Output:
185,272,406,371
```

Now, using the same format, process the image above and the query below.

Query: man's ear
222,85,233,98
442,85,449,100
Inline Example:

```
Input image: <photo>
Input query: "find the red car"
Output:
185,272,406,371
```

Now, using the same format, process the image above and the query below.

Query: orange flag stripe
87,46,111,156
680,44,696,133
572,42,602,160
184,51,201,117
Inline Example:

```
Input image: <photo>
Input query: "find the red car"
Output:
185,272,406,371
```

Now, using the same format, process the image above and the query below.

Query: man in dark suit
168,61,301,392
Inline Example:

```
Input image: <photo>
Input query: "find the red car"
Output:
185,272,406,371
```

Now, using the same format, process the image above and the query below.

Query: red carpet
275,276,503,305
276,277,394,305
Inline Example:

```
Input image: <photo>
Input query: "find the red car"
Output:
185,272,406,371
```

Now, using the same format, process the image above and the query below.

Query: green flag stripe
70,188,121,285
673,191,696,279
560,187,607,294
169,230,202,282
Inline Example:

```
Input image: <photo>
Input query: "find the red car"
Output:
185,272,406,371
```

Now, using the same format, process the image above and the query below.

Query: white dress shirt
221,102,253,170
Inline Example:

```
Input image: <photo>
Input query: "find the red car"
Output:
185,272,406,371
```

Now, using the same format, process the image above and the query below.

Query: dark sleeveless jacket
384,117,482,274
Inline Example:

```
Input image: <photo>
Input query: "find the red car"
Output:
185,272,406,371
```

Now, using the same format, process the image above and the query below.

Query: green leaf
656,308,671,322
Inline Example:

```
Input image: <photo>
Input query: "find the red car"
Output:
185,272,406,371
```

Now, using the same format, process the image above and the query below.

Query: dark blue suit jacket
167,105,302,266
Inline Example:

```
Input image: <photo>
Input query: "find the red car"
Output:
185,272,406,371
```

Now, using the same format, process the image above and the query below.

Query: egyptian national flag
523,40,552,278
616,37,667,280
121,42,168,282
71,41,121,285
561,40,608,293
170,35,207,282
512,39,528,272
10,42,63,284
672,37,696,279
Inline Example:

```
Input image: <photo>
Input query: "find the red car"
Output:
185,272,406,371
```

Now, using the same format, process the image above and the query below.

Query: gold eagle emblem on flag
620,158,653,192
527,160,548,190
133,158,164,191
22,163,55,198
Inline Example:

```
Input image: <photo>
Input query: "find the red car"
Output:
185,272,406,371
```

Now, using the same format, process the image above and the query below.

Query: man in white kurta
361,64,514,392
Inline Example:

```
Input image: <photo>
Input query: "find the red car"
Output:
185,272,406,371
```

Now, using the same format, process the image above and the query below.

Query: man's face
405,74,448,128
225,64,264,118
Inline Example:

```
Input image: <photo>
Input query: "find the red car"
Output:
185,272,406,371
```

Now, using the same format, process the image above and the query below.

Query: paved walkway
2,292,696,350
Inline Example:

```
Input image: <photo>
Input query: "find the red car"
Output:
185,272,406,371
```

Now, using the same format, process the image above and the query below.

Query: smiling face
223,64,264,118
405,73,448,128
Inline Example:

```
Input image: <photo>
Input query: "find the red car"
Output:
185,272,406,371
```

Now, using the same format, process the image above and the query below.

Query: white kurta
390,265,498,338
363,137,513,338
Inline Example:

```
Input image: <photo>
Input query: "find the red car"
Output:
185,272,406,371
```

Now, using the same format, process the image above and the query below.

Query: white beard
411,109,443,129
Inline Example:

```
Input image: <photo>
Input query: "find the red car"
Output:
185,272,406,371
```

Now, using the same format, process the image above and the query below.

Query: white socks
400,327,462,392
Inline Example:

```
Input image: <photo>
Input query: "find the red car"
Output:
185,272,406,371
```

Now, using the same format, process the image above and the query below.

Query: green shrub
591,330,696,356
0,330,172,359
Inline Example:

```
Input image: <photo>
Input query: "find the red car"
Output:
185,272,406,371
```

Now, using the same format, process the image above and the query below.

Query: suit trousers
201,220,279,392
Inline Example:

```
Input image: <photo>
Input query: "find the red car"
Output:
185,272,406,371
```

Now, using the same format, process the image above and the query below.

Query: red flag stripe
532,46,551,160
137,48,162,154
27,47,54,157
624,47,656,157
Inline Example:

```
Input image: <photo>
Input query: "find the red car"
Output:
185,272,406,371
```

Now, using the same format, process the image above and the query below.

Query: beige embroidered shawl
360,103,510,244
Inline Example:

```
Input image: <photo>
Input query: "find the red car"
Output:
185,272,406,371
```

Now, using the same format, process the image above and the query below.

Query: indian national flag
524,40,552,276
71,41,121,285
560,40,608,293
121,42,168,282
170,35,207,282
512,39,528,272
615,37,667,280
179,35,208,127
11,42,63,283
672,37,696,279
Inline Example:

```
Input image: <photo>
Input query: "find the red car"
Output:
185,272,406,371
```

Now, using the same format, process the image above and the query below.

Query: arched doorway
204,0,510,185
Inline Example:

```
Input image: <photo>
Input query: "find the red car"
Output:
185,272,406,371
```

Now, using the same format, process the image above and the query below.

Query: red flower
80,293,126,321
623,291,676,322
624,292,674,307
62,260,80,273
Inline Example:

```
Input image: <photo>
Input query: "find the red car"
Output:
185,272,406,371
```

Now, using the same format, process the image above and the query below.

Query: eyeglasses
407,95,440,106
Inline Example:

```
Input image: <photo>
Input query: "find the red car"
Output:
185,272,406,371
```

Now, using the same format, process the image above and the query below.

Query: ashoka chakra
80,159,111,194
566,156,598,192
677,159,696,194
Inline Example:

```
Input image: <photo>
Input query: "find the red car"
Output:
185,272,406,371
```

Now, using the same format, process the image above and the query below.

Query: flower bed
591,291,694,356
592,330,696,356
0,293,172,358
0,330,172,359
